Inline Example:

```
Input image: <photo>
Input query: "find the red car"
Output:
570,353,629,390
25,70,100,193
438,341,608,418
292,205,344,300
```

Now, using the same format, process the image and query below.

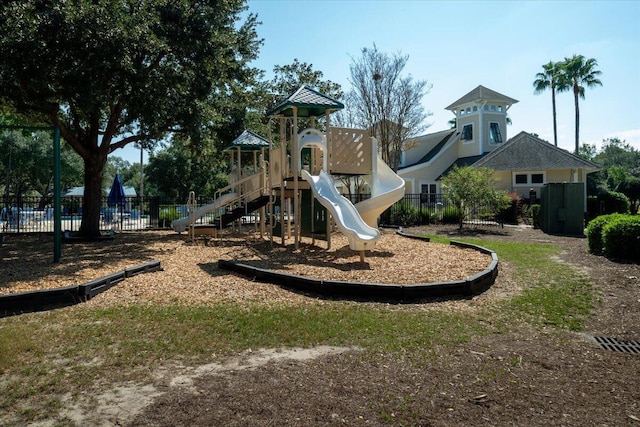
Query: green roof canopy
223,130,270,151
266,84,344,118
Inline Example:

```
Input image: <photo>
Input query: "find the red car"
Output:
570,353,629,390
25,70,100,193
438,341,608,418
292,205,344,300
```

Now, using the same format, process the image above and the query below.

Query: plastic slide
355,154,406,228
301,169,380,251
171,192,238,233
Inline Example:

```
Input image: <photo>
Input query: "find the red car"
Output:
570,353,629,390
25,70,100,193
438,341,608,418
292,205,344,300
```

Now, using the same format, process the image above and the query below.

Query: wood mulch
0,228,492,307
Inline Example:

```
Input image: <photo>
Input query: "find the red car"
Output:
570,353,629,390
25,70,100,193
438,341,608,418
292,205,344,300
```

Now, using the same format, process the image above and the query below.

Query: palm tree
533,61,561,147
557,55,603,154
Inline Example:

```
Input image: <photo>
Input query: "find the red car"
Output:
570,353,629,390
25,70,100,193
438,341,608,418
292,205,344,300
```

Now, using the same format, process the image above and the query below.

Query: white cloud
582,129,640,152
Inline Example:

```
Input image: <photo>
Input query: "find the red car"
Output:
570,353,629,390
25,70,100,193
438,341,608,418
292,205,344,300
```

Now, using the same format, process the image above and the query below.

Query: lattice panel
330,127,372,175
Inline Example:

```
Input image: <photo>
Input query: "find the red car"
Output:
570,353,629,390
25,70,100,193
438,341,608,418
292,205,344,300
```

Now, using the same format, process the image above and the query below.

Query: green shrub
159,206,181,221
501,196,519,224
585,213,624,254
530,204,541,229
159,206,182,227
602,215,640,261
598,191,630,214
419,208,433,224
440,206,460,224
390,202,419,226
587,195,599,216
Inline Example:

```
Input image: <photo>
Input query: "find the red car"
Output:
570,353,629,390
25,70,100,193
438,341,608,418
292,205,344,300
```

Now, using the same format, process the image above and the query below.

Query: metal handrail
210,168,267,230
213,170,263,201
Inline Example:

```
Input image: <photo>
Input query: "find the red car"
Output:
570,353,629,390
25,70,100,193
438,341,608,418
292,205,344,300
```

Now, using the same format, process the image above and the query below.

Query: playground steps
217,195,270,229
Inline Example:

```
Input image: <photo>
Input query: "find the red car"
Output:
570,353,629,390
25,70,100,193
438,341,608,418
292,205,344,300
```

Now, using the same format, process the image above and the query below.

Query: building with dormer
398,85,599,208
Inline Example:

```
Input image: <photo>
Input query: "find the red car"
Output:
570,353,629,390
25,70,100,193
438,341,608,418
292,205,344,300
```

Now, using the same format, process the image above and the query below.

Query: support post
139,144,144,218
325,110,332,250
187,191,196,243
280,117,286,246
53,127,61,263
292,107,299,249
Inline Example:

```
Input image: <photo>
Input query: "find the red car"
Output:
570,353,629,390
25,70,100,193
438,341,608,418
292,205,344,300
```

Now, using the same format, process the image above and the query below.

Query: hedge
602,215,640,262
585,213,625,255
598,190,630,214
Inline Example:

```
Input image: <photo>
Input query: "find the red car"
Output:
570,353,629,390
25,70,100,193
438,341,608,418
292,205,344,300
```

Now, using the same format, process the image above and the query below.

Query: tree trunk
551,88,558,147
574,86,580,155
79,153,106,237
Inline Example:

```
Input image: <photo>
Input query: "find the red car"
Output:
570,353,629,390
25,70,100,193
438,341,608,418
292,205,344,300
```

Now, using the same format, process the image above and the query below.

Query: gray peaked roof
473,131,600,171
266,84,344,118
224,130,270,151
445,85,519,110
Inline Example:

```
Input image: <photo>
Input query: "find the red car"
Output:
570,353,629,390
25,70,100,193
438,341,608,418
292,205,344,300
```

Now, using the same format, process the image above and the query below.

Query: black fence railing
0,195,201,233
345,193,507,228
1,193,508,234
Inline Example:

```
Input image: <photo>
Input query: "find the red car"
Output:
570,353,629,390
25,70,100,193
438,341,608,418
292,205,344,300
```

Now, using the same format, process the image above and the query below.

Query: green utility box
540,183,585,235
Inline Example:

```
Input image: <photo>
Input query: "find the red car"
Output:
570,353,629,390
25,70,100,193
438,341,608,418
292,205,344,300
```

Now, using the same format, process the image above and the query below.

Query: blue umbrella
107,174,125,206
107,174,126,227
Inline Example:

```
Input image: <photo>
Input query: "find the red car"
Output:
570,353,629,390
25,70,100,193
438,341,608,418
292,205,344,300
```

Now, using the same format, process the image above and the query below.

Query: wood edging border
0,260,162,318
218,232,499,302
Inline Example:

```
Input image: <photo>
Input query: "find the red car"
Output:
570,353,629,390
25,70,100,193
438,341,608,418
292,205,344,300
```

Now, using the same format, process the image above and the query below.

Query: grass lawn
0,235,594,424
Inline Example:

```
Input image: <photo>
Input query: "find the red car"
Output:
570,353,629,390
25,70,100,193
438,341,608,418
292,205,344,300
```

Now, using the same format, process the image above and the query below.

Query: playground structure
172,85,405,261
171,129,270,237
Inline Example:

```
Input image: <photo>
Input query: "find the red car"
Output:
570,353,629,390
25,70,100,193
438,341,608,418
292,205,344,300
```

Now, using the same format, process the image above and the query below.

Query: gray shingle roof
224,130,270,151
445,85,519,110
438,155,488,179
472,131,601,171
266,85,344,118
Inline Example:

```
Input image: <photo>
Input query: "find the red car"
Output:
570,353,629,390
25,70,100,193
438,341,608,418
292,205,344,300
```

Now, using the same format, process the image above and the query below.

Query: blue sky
118,0,640,164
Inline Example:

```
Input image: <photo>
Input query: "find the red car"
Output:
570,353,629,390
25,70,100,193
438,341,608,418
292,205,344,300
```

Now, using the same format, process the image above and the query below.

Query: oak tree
0,0,262,236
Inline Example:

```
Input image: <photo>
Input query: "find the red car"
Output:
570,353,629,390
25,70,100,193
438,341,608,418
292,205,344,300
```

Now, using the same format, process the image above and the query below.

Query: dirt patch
60,346,358,427
129,225,640,427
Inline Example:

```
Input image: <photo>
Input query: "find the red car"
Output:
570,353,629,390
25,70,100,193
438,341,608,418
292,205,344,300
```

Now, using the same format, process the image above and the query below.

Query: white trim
403,177,415,193
475,100,487,154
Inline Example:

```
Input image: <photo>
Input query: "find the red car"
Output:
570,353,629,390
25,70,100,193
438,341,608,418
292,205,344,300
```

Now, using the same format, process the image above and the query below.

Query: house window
472,106,478,112
513,172,546,186
421,183,438,203
461,124,473,141
489,122,502,144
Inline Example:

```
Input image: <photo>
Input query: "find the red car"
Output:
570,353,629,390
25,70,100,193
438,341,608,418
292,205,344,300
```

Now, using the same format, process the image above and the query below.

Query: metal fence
346,193,507,228
0,195,200,234
1,193,509,234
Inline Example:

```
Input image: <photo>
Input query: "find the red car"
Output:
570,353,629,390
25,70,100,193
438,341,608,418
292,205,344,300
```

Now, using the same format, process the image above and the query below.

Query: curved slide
355,154,405,228
301,169,380,251
171,192,238,233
